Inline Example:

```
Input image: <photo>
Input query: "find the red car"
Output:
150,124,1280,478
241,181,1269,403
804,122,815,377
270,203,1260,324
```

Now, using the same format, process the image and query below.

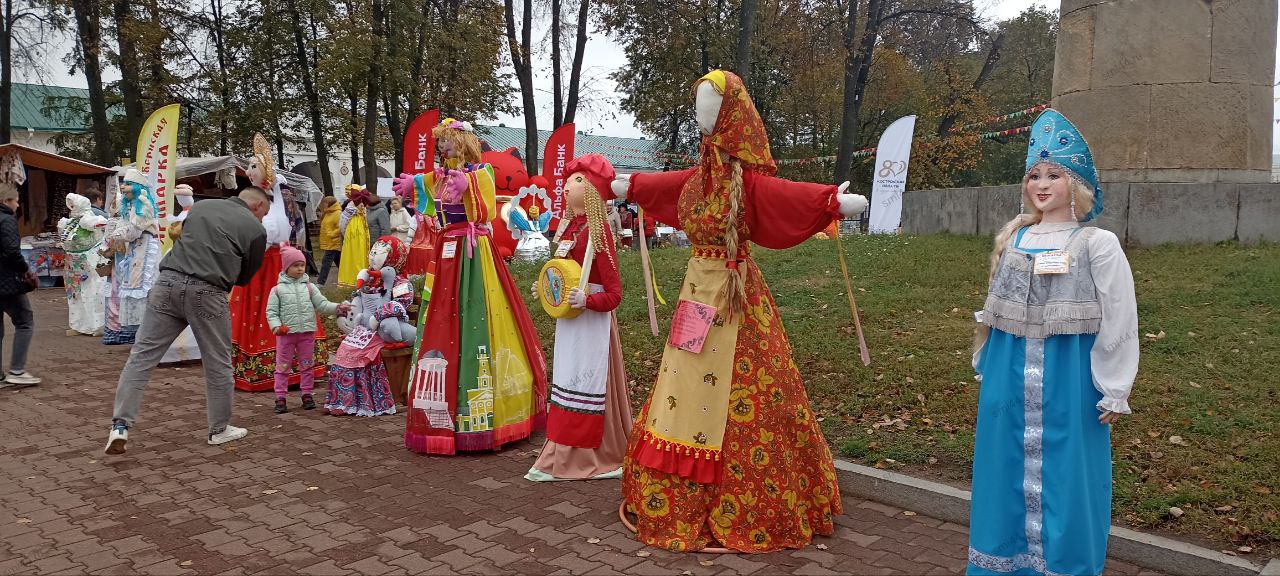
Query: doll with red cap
325,235,413,417
524,154,632,482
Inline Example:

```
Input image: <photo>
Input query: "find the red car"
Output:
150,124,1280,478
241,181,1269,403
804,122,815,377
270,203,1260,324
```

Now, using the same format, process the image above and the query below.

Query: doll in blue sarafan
967,109,1139,576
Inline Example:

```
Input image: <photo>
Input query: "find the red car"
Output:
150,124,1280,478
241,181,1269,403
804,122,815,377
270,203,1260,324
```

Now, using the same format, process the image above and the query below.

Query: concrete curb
833,458,1265,576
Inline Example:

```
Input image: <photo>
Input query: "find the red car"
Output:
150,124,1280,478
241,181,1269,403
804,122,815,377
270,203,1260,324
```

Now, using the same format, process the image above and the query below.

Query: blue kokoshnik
1025,109,1104,223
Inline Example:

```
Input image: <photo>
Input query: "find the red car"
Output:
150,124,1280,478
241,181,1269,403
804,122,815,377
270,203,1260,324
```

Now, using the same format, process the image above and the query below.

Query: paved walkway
0,290,1158,575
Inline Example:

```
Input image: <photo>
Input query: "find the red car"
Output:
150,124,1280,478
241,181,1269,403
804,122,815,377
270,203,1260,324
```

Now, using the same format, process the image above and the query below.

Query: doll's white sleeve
1088,230,1138,414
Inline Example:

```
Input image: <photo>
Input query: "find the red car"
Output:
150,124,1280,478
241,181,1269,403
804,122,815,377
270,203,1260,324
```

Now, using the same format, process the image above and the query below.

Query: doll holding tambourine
524,154,631,481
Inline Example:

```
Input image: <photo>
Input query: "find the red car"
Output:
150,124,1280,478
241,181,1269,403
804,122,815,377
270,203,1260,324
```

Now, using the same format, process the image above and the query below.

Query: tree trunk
113,0,143,156
1,0,12,144
287,0,334,195
349,88,361,184
562,0,589,125
734,0,755,84
71,0,113,166
362,0,385,188
937,32,1005,138
504,0,538,174
210,0,230,156
834,0,884,185
384,92,403,174
551,0,563,127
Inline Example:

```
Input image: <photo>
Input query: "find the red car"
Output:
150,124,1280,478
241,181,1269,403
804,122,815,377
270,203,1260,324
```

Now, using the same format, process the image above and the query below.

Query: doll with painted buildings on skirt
966,109,1138,576
610,70,869,553
524,153,632,482
402,118,547,456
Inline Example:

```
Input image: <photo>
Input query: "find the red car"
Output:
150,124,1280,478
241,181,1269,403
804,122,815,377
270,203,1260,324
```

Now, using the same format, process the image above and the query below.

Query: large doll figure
229,134,328,391
612,70,868,553
337,184,374,287
101,169,162,345
403,118,547,456
967,109,1138,576
325,235,414,416
57,193,107,336
525,154,632,482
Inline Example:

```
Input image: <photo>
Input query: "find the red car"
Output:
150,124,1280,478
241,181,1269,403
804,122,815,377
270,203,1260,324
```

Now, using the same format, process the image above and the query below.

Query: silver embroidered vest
982,226,1101,338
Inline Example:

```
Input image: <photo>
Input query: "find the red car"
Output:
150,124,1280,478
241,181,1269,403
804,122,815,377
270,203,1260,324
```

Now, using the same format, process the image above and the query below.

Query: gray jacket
160,197,267,292
365,200,390,244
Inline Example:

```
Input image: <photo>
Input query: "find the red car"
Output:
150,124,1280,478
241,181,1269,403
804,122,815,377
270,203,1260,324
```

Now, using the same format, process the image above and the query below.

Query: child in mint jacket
266,246,348,413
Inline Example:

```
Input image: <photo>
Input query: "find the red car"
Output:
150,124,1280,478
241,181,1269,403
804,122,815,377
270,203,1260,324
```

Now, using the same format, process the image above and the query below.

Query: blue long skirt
967,328,1112,576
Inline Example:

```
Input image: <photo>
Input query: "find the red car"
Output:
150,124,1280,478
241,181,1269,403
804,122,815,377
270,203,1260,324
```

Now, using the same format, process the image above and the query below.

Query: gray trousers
112,270,234,435
0,294,34,373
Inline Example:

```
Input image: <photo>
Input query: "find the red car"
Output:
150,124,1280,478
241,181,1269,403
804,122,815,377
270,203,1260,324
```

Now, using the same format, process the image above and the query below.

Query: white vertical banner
868,115,916,234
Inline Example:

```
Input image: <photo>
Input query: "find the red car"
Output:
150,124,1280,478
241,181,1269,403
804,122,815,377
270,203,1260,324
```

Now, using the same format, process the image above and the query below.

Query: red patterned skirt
620,262,842,552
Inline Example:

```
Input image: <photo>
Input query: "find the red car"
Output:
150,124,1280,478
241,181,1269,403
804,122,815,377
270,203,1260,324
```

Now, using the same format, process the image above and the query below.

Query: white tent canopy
112,155,325,219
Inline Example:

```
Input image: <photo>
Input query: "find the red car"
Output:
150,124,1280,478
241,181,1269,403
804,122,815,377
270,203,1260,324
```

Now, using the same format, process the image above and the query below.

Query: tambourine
537,236,595,319
537,258,584,319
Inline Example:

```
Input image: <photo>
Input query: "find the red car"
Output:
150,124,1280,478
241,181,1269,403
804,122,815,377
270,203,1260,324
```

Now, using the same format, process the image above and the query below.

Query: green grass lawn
325,234,1280,556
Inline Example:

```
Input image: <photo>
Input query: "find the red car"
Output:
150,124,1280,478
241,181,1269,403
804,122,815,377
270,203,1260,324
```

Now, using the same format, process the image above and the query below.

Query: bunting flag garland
961,103,1050,131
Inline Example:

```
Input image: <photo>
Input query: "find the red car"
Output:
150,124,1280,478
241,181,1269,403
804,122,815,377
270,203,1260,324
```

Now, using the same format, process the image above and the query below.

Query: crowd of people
0,69,1137,574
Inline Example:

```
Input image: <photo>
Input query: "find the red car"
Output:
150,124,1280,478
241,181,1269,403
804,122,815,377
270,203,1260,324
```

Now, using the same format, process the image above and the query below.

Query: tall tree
362,0,385,187
286,0,334,194
733,0,755,84
110,0,143,154
561,0,588,125
69,0,111,165
503,0,537,173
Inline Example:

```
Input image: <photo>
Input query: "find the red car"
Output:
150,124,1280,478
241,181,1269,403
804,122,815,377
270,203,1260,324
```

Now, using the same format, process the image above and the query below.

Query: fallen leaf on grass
1189,382,1201,388
1215,505,1234,513
586,537,601,544
1169,507,1184,518
1239,546,1253,554
1144,330,1166,340
1168,436,1191,447
262,489,279,495
1253,485,1273,495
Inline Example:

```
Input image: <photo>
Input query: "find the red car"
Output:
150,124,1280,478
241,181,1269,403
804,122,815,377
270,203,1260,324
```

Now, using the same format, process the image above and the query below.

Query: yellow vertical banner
135,104,181,251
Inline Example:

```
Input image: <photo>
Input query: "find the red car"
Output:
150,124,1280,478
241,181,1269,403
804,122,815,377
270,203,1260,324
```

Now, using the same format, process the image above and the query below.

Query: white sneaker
208,425,248,446
5,371,41,386
104,423,129,455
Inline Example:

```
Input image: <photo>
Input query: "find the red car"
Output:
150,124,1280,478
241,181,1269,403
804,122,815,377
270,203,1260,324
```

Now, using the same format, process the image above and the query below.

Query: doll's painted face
564,173,591,217
438,137,457,160
368,239,392,269
122,182,139,200
1025,163,1074,220
247,156,270,188
695,81,724,136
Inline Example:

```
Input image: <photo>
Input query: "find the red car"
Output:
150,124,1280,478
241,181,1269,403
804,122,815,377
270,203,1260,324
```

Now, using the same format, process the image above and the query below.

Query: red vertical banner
402,109,440,174
542,123,575,230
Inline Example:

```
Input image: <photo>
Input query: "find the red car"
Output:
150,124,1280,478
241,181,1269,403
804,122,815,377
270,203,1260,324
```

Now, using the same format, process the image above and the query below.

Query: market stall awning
111,155,323,202
0,143,115,176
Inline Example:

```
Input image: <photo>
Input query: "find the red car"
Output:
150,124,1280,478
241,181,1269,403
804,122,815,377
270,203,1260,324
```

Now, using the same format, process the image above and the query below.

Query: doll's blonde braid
583,183,616,267
720,158,747,319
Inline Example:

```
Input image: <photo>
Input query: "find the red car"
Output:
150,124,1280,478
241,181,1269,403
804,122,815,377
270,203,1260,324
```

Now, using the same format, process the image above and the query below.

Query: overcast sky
24,1,1280,153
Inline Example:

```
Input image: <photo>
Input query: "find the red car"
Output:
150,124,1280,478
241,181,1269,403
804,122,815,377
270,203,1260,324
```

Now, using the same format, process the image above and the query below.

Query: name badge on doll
1033,250,1070,275
442,241,458,260
391,281,412,299
554,240,574,258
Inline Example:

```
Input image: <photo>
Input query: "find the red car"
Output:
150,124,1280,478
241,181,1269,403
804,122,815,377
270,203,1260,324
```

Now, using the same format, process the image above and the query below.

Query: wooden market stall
1,144,116,286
